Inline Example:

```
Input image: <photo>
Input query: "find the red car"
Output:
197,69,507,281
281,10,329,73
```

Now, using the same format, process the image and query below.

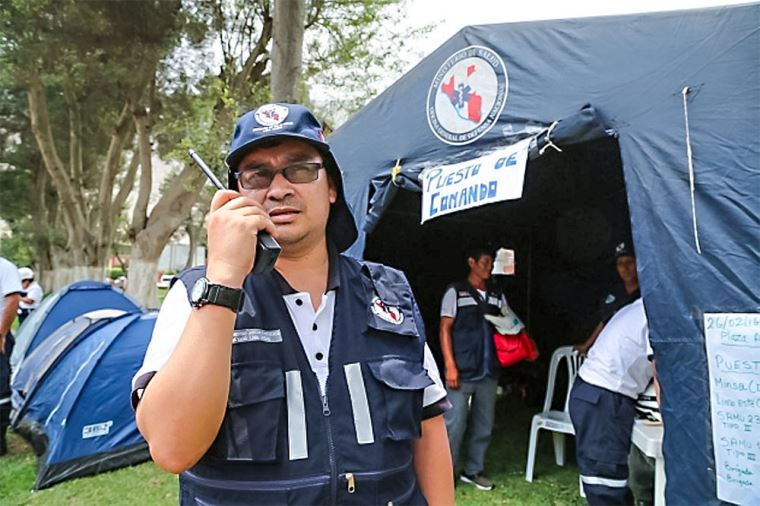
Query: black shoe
460,473,495,491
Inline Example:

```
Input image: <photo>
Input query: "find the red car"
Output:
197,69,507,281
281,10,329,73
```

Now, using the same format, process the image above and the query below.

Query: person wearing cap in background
568,283,654,504
132,103,454,505
574,241,640,355
439,246,508,491
17,267,43,325
0,256,22,456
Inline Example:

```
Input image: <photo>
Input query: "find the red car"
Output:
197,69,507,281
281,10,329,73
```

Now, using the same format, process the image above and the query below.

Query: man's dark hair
465,246,492,263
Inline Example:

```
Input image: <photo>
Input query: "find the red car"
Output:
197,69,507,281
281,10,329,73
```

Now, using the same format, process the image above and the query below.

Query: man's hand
206,190,276,287
445,364,460,389
0,333,5,354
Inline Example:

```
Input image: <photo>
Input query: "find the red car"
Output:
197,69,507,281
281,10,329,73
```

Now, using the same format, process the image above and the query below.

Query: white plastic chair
525,345,584,482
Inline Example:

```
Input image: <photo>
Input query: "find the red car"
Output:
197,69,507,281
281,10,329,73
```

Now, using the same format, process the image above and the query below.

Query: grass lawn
1,395,582,505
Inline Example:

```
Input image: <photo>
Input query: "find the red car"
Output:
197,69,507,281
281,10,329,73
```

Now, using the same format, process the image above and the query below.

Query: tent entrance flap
363,136,631,367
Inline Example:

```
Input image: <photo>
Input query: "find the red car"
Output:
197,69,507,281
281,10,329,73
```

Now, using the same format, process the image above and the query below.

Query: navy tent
10,280,141,371
328,5,759,505
11,311,156,489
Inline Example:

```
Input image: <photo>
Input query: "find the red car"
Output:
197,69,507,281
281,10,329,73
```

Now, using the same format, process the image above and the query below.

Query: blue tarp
328,5,760,504
10,280,140,371
11,311,156,489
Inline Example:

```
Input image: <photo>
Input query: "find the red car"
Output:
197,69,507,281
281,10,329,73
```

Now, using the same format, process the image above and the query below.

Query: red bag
493,330,538,367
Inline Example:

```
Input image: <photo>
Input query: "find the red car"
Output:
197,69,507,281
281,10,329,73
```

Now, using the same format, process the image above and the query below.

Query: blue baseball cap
225,103,358,252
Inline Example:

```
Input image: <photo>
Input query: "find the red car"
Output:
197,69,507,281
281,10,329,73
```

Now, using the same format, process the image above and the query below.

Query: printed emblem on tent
254,104,289,127
82,420,113,439
371,296,404,324
427,45,508,146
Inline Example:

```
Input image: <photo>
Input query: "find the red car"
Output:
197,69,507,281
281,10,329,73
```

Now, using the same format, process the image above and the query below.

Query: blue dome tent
10,311,156,489
10,280,141,372
327,5,759,505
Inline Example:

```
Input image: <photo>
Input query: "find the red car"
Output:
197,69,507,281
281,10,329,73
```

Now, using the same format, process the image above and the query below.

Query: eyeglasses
234,162,323,190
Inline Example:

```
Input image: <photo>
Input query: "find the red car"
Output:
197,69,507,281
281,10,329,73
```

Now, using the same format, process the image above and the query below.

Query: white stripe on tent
343,362,375,445
45,340,107,427
580,475,628,488
285,370,308,460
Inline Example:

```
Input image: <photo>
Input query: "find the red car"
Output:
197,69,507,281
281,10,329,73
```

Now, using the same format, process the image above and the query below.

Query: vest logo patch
605,294,616,304
233,328,283,344
371,296,404,325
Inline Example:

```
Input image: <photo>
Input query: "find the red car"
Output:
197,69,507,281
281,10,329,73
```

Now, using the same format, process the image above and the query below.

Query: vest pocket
211,360,284,462
366,357,434,441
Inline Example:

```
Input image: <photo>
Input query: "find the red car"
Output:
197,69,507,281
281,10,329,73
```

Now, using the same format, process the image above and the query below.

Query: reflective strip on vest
285,370,308,460
580,475,628,488
343,362,375,445
457,296,478,307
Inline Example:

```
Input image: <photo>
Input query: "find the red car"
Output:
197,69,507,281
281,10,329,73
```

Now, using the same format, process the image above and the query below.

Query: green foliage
108,267,125,279
0,232,34,267
0,0,427,275
303,0,435,123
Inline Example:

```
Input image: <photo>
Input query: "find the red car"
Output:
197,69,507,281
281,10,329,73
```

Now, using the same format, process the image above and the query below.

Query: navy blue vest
448,281,501,382
175,255,431,505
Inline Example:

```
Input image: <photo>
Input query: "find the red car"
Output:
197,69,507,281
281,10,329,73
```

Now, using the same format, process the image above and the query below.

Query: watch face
191,277,208,304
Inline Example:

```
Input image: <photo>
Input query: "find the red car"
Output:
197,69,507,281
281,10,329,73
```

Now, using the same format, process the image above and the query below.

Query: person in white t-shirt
569,297,653,505
0,256,22,455
17,267,43,325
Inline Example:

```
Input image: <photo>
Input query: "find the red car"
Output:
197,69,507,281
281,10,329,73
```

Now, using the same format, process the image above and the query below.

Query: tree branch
26,72,91,263
111,149,140,223
130,103,152,237
231,7,273,96
96,100,133,260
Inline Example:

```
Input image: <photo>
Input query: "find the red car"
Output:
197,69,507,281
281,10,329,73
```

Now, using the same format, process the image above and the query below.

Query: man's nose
266,171,294,199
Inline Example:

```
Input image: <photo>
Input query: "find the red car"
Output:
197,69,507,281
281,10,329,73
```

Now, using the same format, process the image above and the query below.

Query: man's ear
327,174,337,203
467,257,476,270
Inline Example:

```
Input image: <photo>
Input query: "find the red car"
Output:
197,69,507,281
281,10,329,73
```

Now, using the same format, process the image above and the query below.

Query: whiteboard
704,313,760,505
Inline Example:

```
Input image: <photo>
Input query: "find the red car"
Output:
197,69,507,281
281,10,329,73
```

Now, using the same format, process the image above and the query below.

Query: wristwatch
190,277,244,312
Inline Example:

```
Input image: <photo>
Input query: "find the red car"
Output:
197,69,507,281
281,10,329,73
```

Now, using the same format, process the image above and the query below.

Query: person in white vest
17,267,43,325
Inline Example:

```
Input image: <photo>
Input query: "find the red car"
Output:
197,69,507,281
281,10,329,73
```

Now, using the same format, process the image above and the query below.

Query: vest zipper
346,472,355,493
322,393,338,504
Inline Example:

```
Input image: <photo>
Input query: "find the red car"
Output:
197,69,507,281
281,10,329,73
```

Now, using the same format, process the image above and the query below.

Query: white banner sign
420,138,531,223
704,313,760,505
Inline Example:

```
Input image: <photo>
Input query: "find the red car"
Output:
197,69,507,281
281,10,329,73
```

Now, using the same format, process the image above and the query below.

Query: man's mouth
268,207,301,223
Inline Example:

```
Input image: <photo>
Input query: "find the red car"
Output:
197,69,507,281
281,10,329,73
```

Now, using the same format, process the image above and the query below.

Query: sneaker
460,473,494,491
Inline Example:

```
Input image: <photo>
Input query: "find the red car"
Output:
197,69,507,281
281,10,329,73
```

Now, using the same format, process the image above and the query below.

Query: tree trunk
126,164,206,306
26,73,93,266
271,0,306,102
183,219,198,270
127,243,162,309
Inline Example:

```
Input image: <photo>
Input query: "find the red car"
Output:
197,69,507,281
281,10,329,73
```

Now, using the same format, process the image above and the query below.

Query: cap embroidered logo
254,104,289,127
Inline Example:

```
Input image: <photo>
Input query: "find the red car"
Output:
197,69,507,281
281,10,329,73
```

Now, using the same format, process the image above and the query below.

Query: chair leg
552,432,566,466
525,419,540,482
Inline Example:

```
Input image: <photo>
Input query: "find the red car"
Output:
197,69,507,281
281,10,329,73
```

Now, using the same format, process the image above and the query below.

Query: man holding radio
133,103,453,505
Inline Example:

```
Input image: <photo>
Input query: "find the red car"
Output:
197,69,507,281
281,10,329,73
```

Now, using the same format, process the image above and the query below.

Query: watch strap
205,283,244,312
